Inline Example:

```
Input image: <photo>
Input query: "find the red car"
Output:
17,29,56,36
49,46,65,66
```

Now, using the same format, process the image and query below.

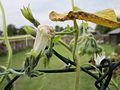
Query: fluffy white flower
32,25,55,56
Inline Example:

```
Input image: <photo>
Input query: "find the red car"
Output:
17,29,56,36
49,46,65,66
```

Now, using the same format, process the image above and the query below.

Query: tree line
7,24,27,36
1,18,120,37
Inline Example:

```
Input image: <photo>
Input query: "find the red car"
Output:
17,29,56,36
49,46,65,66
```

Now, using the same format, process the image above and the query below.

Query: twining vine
0,0,13,83
0,0,120,90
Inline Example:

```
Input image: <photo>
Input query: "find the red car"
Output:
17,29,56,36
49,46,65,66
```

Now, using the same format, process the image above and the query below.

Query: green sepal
21,5,40,27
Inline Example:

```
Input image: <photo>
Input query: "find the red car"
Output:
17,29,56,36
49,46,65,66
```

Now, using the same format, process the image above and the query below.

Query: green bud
21,5,40,27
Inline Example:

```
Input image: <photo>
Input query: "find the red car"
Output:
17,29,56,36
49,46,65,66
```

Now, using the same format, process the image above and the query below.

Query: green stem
71,1,80,90
47,37,54,60
48,37,53,54
72,20,79,62
55,30,75,35
0,72,9,76
73,22,80,90
111,79,120,90
8,69,25,75
0,35,35,40
72,0,74,10
59,40,72,52
0,1,12,69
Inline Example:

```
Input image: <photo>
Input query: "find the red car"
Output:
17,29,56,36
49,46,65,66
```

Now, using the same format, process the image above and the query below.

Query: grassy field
0,44,118,90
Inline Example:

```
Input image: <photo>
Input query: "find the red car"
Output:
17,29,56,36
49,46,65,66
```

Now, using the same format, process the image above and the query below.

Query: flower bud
32,25,55,56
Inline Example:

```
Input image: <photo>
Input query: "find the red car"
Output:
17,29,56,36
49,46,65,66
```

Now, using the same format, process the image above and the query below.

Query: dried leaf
49,9,120,28
95,9,117,21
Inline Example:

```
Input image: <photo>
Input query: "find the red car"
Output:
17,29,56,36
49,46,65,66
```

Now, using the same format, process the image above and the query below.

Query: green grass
0,44,118,90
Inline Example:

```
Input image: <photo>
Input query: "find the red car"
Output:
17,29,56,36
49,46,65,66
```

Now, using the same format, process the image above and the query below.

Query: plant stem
111,79,120,90
55,30,75,35
0,1,12,69
73,20,80,90
48,37,54,54
72,0,74,10
0,35,35,40
59,40,72,52
71,0,80,90
72,20,79,62
47,37,54,60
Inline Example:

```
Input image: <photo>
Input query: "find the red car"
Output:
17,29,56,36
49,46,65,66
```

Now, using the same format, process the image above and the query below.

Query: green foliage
81,21,88,31
114,45,120,54
52,35,61,43
64,24,71,32
1,0,118,90
19,27,27,35
77,34,102,55
0,47,96,90
73,6,81,11
117,17,120,22
7,24,27,36
22,25,36,35
70,22,103,56
7,24,18,36
55,25,64,32
53,24,73,43
24,53,43,77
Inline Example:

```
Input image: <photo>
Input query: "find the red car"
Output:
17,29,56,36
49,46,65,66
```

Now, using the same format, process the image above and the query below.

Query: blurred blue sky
0,0,120,29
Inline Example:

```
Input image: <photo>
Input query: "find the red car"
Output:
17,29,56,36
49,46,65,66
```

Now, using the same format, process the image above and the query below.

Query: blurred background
0,0,120,90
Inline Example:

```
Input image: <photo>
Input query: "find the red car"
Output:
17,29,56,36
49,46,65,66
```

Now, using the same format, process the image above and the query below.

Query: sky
0,0,120,30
